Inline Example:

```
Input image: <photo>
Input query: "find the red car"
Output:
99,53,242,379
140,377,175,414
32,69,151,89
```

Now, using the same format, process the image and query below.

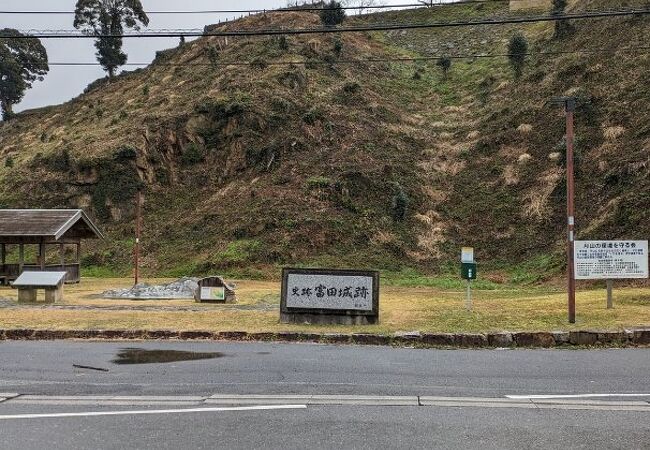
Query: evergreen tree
0,29,49,120
320,1,346,27
74,0,149,79
436,56,452,80
552,0,575,39
508,34,528,79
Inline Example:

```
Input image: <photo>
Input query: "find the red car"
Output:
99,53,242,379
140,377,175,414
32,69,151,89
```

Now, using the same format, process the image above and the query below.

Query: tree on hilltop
320,1,346,27
552,0,575,39
0,29,49,121
74,0,149,79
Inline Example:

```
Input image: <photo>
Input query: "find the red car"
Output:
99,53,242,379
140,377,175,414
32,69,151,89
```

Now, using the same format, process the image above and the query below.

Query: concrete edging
0,328,649,348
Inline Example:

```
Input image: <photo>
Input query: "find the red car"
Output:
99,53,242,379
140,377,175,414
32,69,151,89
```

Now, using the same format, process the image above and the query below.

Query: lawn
0,278,648,334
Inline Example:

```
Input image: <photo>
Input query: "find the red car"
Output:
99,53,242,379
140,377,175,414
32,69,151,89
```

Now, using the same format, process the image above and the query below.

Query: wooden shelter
0,209,103,284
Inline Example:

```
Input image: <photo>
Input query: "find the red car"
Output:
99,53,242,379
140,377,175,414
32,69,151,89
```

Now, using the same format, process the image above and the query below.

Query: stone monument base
280,312,378,325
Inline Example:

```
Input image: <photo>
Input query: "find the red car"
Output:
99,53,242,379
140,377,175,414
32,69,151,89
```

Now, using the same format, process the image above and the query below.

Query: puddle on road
112,348,225,365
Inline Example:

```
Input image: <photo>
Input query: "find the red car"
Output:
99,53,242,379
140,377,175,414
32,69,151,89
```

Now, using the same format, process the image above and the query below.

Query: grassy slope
0,2,648,283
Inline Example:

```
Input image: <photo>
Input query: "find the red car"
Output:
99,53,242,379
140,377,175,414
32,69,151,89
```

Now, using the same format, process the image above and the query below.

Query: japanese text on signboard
574,240,649,280
285,273,374,311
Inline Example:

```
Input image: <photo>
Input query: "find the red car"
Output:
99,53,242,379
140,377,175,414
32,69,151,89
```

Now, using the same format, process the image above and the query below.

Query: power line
5,8,649,39
0,1,513,15
42,45,650,68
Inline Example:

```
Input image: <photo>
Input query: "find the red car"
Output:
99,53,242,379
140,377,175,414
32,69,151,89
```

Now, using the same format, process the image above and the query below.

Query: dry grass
0,278,649,334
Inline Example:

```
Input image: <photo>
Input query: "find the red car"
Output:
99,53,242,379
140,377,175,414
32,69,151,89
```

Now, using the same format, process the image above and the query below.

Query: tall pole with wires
134,190,142,286
552,96,577,323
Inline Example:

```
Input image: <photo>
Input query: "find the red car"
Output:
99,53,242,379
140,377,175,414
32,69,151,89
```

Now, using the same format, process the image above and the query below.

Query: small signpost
574,240,649,308
460,247,477,311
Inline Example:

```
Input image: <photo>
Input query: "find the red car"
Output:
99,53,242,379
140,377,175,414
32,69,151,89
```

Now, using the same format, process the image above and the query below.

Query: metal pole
466,280,472,312
566,99,576,324
134,190,142,286
606,279,613,309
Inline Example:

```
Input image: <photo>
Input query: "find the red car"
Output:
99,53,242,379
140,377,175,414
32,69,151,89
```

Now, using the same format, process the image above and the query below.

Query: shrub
320,1,346,27
391,185,409,222
508,33,528,79
306,176,333,189
142,85,149,96
342,81,361,94
278,35,289,51
251,57,268,70
333,39,343,56
181,143,204,166
302,107,324,125
114,146,138,162
436,57,452,79
206,45,219,67
4,156,14,168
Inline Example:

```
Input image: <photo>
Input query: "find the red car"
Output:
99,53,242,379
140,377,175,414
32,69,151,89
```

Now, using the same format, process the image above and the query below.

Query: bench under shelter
0,209,103,285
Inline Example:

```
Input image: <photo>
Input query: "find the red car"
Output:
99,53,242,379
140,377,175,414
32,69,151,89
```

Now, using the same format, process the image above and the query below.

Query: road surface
0,341,648,449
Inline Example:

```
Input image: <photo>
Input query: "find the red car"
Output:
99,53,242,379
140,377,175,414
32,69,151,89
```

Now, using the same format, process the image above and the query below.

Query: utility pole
134,190,142,286
552,96,577,323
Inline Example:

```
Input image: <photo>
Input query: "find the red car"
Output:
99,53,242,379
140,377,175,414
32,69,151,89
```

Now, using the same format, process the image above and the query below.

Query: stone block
350,334,392,346
393,331,422,345
569,331,599,346
179,331,215,340
145,330,180,340
248,332,276,341
5,329,34,340
633,329,650,345
487,333,513,347
596,331,629,345
552,331,570,345
218,331,248,341
457,333,488,348
320,333,351,344
513,332,555,348
73,330,102,339
421,333,456,347
32,330,71,340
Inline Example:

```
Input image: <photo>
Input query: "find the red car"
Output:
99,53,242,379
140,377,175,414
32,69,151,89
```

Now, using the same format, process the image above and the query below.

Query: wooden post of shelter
59,244,65,268
39,241,46,270
18,244,24,273
1,244,5,267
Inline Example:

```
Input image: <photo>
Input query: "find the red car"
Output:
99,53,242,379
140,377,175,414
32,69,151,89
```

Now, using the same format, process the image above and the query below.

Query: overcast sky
2,0,426,113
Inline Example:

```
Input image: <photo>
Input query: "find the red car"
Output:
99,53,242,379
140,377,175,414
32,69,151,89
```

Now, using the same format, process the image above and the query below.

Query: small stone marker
280,268,379,325
194,276,236,303
13,271,67,304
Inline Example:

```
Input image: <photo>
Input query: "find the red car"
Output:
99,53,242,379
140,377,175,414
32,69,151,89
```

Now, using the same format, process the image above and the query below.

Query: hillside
0,1,649,281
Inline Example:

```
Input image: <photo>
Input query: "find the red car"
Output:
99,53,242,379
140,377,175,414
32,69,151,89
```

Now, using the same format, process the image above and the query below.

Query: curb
0,328,649,348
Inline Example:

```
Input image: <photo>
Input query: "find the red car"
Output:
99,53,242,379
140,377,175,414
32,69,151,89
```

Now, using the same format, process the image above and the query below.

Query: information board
574,240,649,280
200,286,225,301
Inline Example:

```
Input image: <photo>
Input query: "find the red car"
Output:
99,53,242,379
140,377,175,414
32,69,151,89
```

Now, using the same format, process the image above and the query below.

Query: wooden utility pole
553,96,577,323
134,190,142,286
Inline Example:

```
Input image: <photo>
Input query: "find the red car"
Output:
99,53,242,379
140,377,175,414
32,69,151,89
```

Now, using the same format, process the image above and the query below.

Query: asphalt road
0,341,648,449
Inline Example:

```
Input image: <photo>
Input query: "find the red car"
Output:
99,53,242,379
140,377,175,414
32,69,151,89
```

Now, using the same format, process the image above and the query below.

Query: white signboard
574,240,649,280
461,247,474,263
200,287,225,301
285,273,374,311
